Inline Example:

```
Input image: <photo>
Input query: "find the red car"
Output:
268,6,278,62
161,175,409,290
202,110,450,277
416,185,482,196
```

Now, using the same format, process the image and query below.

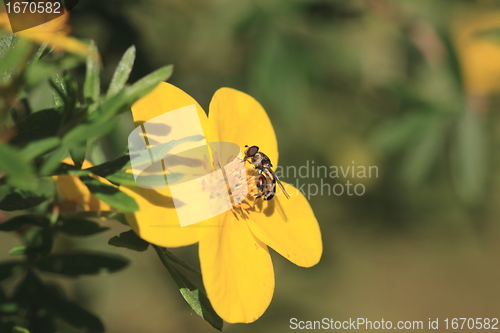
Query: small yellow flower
0,11,92,56
53,158,111,212
122,82,323,323
453,9,500,96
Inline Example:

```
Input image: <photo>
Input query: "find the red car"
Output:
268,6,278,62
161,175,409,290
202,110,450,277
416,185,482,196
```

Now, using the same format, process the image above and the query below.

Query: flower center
198,153,260,219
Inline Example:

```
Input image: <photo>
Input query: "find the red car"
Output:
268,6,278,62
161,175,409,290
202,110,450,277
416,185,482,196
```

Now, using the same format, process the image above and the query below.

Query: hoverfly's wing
277,179,290,199
269,168,290,199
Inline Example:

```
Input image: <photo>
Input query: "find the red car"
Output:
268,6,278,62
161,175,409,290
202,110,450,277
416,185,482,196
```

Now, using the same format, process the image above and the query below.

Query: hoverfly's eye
246,146,259,157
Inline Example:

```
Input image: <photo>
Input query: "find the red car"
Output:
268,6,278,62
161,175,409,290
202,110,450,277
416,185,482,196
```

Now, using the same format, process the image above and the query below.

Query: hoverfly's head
244,145,259,158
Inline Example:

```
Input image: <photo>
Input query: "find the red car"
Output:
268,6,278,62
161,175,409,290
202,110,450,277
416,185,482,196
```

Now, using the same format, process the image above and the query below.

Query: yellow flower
452,10,500,96
122,82,323,323
0,11,92,56
53,158,111,212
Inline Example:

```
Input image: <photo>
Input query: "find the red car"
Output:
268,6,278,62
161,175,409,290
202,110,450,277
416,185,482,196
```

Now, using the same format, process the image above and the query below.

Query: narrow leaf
85,154,130,177
25,54,85,87
35,252,129,276
106,172,183,187
84,41,100,113
0,215,48,231
106,45,136,99
0,36,31,83
21,137,60,160
0,190,48,211
80,176,139,212
108,229,149,252
56,218,109,236
40,146,69,176
69,144,86,169
62,118,118,147
453,111,487,204
51,74,67,109
51,297,105,332
402,115,446,186
127,65,173,100
0,143,37,190
9,109,62,146
9,246,27,256
95,65,173,123
153,245,223,331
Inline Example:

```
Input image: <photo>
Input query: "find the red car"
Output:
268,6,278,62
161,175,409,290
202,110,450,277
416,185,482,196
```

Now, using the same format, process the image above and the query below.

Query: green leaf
106,45,136,99
85,154,130,177
0,215,48,231
12,270,104,332
453,111,487,205
51,296,105,332
106,171,183,187
0,143,38,190
80,176,139,212
23,227,53,258
0,33,17,61
9,246,27,256
12,327,30,333
0,261,24,281
371,112,430,155
21,137,61,160
34,252,129,276
0,36,31,83
62,118,118,147
126,64,173,105
162,248,201,276
439,30,464,94
95,65,173,123
84,41,100,113
153,245,223,331
29,42,48,64
9,109,62,146
108,229,149,252
25,54,85,87
0,190,48,211
51,74,67,109
0,302,18,312
50,162,80,176
402,115,447,187
56,218,109,236
39,146,69,176
60,211,129,225
69,144,86,169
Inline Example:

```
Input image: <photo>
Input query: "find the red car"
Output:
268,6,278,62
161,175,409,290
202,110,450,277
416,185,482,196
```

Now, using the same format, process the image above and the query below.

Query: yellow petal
121,186,199,247
199,212,274,323
21,33,93,56
248,182,322,267
0,13,92,56
453,10,500,95
208,88,278,165
53,158,111,212
131,82,208,133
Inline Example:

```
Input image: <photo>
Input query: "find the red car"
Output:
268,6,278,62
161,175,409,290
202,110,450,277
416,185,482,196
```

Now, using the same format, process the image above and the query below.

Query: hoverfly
243,145,290,201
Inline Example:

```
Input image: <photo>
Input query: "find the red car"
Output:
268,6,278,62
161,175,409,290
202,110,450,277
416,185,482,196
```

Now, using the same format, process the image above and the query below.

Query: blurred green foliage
0,24,222,331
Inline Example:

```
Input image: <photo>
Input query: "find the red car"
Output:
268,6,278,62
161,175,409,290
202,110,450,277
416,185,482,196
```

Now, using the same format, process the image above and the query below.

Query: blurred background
3,0,500,331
